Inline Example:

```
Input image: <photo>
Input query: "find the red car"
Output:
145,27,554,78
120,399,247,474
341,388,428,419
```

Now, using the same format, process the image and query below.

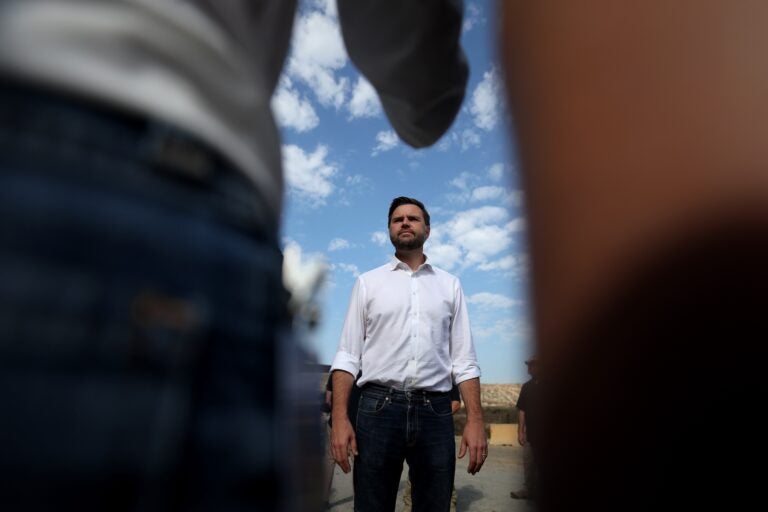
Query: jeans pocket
426,395,454,416
358,393,391,415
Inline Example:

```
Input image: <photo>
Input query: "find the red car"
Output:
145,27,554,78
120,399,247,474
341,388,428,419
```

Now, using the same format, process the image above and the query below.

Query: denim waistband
0,80,274,237
362,383,450,398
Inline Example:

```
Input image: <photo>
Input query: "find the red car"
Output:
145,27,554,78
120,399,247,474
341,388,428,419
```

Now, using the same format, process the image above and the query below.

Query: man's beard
390,231,426,251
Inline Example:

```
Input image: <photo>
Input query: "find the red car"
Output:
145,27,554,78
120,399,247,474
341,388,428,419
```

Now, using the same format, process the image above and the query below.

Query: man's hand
330,416,358,473
329,370,358,473
457,419,488,475
457,377,487,474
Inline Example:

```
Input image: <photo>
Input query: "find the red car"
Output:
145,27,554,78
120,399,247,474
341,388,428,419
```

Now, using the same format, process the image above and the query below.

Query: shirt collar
389,255,433,273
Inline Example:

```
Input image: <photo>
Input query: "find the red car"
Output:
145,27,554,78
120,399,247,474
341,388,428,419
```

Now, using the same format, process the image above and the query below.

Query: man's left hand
457,419,488,474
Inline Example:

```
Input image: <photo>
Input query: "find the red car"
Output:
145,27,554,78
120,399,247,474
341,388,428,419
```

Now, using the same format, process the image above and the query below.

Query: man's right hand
330,416,358,473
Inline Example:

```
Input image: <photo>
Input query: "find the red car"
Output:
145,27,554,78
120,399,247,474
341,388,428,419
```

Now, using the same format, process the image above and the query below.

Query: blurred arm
337,0,468,147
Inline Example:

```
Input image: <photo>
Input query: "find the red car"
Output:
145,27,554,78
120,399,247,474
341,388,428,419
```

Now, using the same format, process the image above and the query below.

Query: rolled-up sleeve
450,278,481,385
330,277,365,377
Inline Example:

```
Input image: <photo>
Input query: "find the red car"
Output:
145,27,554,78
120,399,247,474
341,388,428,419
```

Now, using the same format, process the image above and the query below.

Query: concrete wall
489,423,517,446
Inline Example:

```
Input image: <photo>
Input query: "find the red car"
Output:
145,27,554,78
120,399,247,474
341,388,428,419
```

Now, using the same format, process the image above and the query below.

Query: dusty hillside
479,383,521,408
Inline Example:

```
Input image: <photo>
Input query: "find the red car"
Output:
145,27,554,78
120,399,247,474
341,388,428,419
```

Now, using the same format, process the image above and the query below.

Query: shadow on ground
455,484,483,511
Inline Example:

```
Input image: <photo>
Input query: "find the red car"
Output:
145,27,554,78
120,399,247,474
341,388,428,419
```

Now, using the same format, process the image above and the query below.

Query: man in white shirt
330,196,487,512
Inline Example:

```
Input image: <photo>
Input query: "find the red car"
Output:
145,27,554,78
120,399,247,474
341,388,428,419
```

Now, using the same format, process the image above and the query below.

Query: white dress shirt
331,256,481,392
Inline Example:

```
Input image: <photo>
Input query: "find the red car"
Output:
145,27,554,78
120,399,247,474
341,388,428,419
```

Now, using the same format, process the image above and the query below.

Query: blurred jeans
0,83,293,511
353,384,455,512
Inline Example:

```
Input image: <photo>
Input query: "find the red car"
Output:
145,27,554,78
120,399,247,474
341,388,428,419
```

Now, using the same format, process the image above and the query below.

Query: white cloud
437,128,481,153
471,186,504,202
282,144,338,205
427,206,519,272
460,129,481,151
334,262,361,278
463,2,484,32
505,218,527,233
488,163,504,181
472,316,532,342
436,137,452,152
371,231,388,246
450,172,473,193
372,130,399,156
470,67,502,131
272,77,319,132
425,243,463,271
346,175,364,186
287,9,349,108
349,77,381,119
328,238,351,251
478,253,529,279
446,170,524,210
468,292,522,309
454,226,510,267
445,171,479,204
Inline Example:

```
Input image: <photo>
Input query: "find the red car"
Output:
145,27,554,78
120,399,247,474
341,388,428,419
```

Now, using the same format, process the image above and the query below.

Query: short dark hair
388,197,430,226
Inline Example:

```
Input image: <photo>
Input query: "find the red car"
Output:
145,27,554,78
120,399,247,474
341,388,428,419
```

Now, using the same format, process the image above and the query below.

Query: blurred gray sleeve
337,0,469,148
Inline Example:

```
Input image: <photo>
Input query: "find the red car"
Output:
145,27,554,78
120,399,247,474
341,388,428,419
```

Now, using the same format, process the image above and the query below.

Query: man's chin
394,241,423,251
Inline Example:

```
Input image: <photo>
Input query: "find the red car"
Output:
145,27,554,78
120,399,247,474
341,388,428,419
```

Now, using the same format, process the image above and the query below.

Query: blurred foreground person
500,1,768,510
0,1,468,510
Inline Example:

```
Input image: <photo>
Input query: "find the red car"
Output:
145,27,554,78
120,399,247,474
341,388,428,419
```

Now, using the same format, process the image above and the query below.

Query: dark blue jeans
353,385,455,512
0,83,302,511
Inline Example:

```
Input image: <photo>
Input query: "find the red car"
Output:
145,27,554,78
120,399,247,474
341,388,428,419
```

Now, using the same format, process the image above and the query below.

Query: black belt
362,383,449,398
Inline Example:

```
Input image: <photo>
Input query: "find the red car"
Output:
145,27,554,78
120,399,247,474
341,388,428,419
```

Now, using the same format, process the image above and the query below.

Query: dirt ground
325,437,537,512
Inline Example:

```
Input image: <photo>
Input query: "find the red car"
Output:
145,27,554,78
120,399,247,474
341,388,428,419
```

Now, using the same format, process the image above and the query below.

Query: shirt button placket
411,275,418,365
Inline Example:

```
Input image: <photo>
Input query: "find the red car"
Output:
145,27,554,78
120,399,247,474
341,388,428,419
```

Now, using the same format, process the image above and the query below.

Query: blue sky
274,0,532,384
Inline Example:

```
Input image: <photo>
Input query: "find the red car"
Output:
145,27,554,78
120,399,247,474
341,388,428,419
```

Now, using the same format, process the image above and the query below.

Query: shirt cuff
453,364,482,386
330,350,360,378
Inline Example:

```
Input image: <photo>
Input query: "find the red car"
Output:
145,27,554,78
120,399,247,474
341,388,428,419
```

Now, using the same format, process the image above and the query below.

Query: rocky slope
479,383,522,407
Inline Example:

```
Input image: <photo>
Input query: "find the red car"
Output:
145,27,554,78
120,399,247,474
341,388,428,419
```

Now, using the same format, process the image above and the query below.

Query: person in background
402,384,462,512
499,1,768,510
330,196,488,512
511,356,540,500
0,1,469,510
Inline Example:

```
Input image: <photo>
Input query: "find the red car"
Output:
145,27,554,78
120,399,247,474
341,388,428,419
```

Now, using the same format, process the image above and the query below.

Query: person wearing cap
511,356,541,500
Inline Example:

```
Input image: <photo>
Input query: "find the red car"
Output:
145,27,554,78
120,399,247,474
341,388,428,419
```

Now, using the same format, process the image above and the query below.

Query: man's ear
425,225,431,240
